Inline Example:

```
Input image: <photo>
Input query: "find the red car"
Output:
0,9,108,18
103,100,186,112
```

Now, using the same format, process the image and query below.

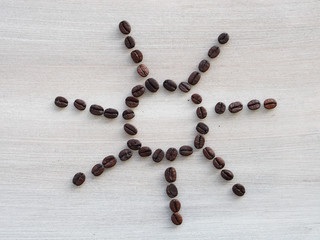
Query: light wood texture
0,0,319,239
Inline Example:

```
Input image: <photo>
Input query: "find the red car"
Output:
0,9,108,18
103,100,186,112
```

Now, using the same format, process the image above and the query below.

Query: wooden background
0,0,319,239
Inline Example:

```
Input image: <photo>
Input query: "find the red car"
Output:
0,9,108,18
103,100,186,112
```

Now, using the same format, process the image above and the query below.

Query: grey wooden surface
0,0,319,239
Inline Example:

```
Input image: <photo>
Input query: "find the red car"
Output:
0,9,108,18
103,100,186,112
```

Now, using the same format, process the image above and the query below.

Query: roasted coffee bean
152,149,164,163
119,20,131,34
163,79,177,92
228,101,243,113
131,50,143,63
91,163,104,176
179,145,193,156
191,93,202,104
145,78,159,92
138,146,152,157
137,64,149,77
198,60,210,72
196,106,207,119
90,104,104,116
247,99,261,110
213,157,225,169
221,169,234,181
215,102,226,114
124,123,138,135
104,108,119,119
232,183,246,196
264,98,277,109
118,149,132,161
203,147,215,160
208,46,220,58
196,122,209,134
131,85,145,97
166,148,178,161
178,82,191,93
165,167,177,183
218,33,229,44
127,139,142,150
125,96,139,108
166,184,178,198
170,199,181,212
124,36,135,49
72,172,85,186
188,71,201,85
55,96,68,108
122,109,135,120
74,99,86,110
194,135,205,149
102,155,117,168
171,212,183,225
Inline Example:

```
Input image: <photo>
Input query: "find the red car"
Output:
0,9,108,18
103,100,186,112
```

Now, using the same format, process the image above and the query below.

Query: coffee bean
72,172,85,186
165,167,177,183
152,149,164,163
191,93,202,104
104,108,119,119
247,99,261,110
264,98,277,109
125,96,139,108
131,50,143,63
178,82,191,93
198,60,210,72
221,169,234,181
213,157,225,169
166,148,178,161
166,184,178,198
127,139,142,150
169,199,181,212
137,64,149,77
119,20,131,34
203,147,215,160
145,78,159,92
171,212,183,225
196,106,207,119
188,71,201,85
232,183,246,196
208,46,220,58
118,149,132,161
218,33,229,44
74,99,86,110
124,123,138,135
91,163,104,176
196,122,209,134
138,146,152,157
55,96,68,108
124,36,135,49
90,104,104,116
194,135,205,149
228,101,243,113
102,155,117,168
163,79,177,92
131,85,145,97
122,109,135,120
179,145,193,156
215,102,226,114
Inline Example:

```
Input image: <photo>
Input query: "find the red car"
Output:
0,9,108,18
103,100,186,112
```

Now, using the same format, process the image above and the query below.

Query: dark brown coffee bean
137,64,149,77
232,183,246,196
169,199,181,212
74,99,86,110
124,36,135,49
198,60,210,72
264,98,277,109
125,96,139,108
166,184,178,198
179,145,193,156
208,46,220,58
119,21,131,34
72,172,85,186
213,157,225,169
171,212,183,225
131,50,143,63
145,78,159,92
228,101,243,113
218,33,229,44
221,169,234,181
131,85,145,97
203,147,215,160
188,71,201,85
178,82,191,93
152,149,164,163
104,108,119,119
102,155,117,168
191,93,202,104
138,146,152,157
194,135,205,149
55,96,68,108
90,104,104,116
91,163,104,176
122,109,135,120
196,106,207,119
127,139,142,150
163,79,177,92
196,122,209,134
124,123,138,135
166,148,178,161
247,99,261,110
215,102,226,114
165,167,177,183
118,149,132,161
